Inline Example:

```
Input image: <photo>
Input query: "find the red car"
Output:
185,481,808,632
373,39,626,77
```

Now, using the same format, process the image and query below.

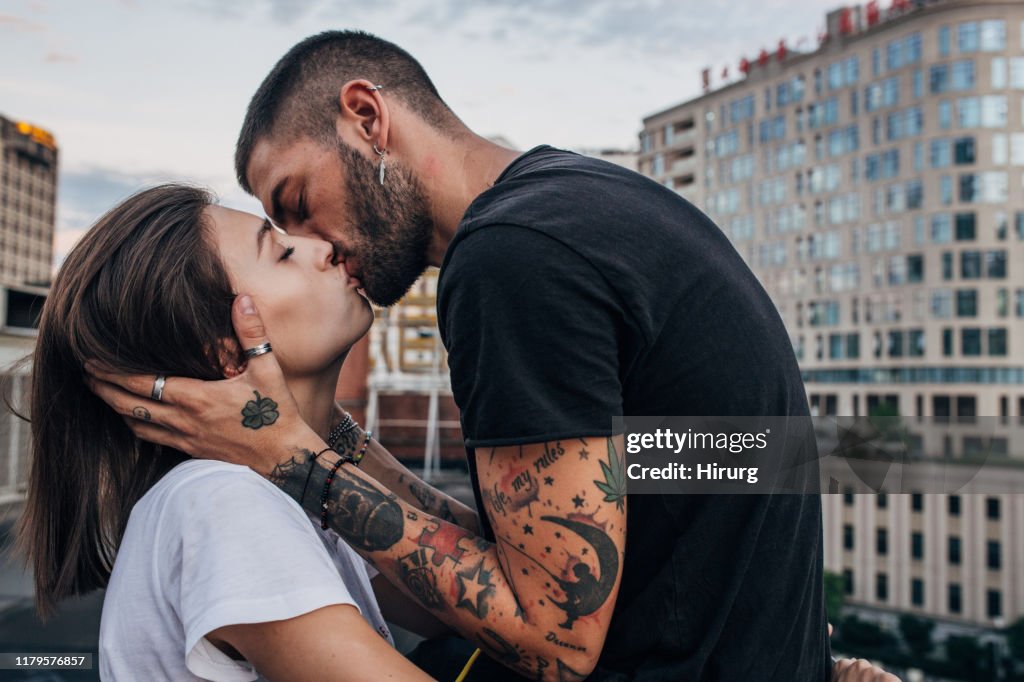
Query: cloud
53,166,261,267
182,0,388,25
0,13,45,31
55,167,187,263
44,51,76,64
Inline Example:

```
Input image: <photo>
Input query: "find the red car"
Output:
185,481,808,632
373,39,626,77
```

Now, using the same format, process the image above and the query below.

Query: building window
989,328,1008,356
987,540,1002,570
843,569,854,595
957,396,976,421
962,328,981,356
912,532,924,560
954,137,975,164
988,590,1002,618
980,20,1006,52
876,528,888,555
987,250,1007,278
911,578,925,607
958,22,980,53
939,26,951,57
844,524,855,550
956,289,977,316
912,493,924,512
949,583,962,614
948,494,961,516
876,493,887,509
876,573,888,602
986,497,1000,520
843,487,854,506
948,536,962,565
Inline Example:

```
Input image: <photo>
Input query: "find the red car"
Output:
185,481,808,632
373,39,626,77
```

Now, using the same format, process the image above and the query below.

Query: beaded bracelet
320,450,354,529
353,429,372,466
318,432,373,529
327,413,358,449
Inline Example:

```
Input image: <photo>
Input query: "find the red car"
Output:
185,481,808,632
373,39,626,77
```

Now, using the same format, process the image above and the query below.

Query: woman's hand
832,658,901,682
86,295,317,475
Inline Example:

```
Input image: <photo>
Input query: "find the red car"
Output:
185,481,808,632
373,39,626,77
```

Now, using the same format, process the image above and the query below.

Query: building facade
640,0,1024,630
0,115,57,287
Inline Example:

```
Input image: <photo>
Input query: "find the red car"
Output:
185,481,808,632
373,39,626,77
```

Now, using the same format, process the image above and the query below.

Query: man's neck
403,130,523,268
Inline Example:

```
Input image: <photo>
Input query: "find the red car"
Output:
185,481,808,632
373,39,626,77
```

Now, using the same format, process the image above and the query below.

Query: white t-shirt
99,459,392,681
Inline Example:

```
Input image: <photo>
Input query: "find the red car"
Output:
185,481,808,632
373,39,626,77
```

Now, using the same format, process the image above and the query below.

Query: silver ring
151,375,166,402
243,342,273,359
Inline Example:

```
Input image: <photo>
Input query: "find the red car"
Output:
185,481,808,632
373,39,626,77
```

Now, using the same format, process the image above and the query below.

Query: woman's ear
210,337,247,378
222,363,246,378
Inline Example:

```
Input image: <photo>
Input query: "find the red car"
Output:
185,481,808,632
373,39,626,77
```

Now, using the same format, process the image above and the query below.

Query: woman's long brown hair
15,184,239,619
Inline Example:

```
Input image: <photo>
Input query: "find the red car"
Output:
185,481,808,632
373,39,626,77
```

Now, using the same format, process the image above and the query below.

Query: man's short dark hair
235,30,456,192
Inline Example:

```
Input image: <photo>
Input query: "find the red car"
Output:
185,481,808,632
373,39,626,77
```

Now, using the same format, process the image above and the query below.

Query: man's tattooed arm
328,423,481,533
267,435,627,682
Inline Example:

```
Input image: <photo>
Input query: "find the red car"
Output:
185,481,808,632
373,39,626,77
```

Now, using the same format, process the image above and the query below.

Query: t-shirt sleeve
161,467,360,678
440,224,625,447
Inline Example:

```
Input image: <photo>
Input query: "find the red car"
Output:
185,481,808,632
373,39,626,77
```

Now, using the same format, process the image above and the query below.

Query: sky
0,0,844,265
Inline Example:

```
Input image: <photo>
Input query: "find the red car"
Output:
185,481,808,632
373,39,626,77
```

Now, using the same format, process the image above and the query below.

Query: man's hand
832,658,901,682
85,294,314,473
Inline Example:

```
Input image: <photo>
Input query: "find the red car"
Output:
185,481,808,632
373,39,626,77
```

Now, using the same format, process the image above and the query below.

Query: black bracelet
299,447,335,506
320,450,355,530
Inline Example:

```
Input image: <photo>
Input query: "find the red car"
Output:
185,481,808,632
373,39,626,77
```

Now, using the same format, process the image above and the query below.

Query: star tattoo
455,560,495,619
572,494,585,509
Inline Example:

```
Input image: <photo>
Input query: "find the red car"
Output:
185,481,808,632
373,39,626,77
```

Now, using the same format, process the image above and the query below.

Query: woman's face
205,205,374,376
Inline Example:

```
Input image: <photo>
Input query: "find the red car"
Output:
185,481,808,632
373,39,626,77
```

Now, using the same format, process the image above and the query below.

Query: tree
898,614,934,659
841,614,898,649
945,635,990,681
1007,616,1024,662
824,571,845,624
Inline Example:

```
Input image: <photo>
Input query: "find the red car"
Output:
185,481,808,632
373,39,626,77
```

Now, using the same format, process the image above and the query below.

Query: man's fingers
232,294,286,380
85,364,197,408
89,378,182,428
232,295,268,348
121,417,186,453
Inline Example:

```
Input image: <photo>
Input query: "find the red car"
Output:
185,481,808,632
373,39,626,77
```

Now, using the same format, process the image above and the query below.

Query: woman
16,184,447,680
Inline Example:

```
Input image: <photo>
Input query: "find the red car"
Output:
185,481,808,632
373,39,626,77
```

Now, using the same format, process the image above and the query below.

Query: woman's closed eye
278,246,295,262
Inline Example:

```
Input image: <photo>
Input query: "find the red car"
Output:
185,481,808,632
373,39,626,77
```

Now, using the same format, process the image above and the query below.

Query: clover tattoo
241,391,280,430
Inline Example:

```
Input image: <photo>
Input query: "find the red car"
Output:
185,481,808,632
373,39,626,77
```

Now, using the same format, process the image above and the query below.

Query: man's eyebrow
269,176,288,225
257,217,271,255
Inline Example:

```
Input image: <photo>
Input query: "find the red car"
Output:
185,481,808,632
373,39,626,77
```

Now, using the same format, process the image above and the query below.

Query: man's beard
336,140,434,307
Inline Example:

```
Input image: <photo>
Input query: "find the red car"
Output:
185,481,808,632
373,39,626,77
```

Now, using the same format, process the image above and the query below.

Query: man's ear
336,79,390,150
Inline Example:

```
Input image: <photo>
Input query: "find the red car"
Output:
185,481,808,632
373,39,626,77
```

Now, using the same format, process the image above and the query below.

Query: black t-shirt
437,146,831,681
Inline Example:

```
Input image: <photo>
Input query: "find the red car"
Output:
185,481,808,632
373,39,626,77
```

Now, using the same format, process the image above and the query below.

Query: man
90,31,833,680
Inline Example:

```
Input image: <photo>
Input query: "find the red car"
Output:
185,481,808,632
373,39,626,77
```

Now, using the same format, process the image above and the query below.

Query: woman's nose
316,239,335,270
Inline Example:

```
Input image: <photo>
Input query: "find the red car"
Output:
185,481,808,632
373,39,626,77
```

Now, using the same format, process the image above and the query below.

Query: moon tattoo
540,515,619,629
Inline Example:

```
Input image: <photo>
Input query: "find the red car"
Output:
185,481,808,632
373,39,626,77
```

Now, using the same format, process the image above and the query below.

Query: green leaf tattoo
594,437,626,512
241,391,279,430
